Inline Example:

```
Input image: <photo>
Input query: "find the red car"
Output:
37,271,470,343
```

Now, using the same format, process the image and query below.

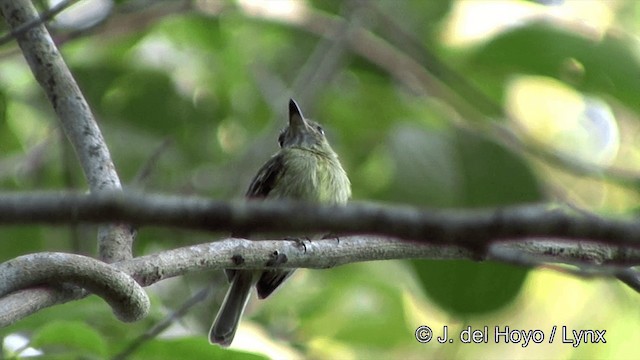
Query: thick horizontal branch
0,192,639,251
116,236,473,286
116,236,640,287
2,191,639,327
3,233,638,327
0,235,472,327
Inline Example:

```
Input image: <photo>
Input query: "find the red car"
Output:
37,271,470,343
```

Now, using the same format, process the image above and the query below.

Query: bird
209,99,351,346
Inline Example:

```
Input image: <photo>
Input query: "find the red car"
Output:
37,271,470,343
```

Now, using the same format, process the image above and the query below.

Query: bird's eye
316,124,324,135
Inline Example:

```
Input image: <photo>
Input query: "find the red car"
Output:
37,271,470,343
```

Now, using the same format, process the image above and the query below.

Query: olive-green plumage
259,145,350,203
209,99,351,347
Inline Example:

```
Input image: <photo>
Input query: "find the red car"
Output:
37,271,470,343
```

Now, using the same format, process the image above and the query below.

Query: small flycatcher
209,99,351,346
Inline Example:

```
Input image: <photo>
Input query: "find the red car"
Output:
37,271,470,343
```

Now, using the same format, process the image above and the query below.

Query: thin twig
0,0,78,45
131,138,173,188
112,286,212,360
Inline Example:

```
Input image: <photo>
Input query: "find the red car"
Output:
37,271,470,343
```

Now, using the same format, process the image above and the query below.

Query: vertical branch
0,0,132,262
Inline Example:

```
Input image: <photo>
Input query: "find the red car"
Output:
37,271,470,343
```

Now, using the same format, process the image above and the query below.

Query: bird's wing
245,153,285,199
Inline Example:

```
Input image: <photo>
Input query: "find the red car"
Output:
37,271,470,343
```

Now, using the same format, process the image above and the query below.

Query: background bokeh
2,0,640,359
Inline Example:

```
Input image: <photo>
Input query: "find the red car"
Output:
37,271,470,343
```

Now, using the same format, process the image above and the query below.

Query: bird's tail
209,270,255,346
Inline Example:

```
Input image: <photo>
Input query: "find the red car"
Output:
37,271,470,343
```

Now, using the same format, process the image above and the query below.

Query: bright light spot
7,101,51,149
217,119,248,154
237,0,307,24
552,0,614,37
506,75,619,165
442,0,544,47
232,321,303,359
0,60,35,96
308,337,356,360
3,333,42,357
441,0,614,47
130,35,204,99
49,0,113,30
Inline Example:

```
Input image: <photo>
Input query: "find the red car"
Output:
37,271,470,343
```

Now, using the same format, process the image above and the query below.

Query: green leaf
253,262,409,349
470,22,640,114
31,320,107,357
134,337,267,360
412,260,528,317
455,130,542,206
385,123,461,207
386,124,541,316
0,90,19,154
0,226,45,261
384,123,543,207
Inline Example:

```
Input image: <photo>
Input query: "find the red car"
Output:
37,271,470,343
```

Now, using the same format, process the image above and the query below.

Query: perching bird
209,99,351,346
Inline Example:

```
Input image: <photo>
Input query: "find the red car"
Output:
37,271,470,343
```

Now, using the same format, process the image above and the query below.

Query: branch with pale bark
1,0,640,342
0,0,136,330
1,191,640,326
0,0,132,263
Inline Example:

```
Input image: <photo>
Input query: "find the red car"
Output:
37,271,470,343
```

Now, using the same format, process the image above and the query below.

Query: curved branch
0,286,84,327
0,0,131,262
0,252,149,322
2,233,638,326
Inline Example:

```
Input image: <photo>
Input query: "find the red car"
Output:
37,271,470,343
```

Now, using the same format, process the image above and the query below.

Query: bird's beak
289,98,307,130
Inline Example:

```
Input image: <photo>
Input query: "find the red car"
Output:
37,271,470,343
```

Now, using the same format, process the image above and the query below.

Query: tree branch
0,0,132,262
0,191,639,251
2,231,638,327
1,194,638,326
112,286,212,360
0,252,149,323
0,286,84,328
1,1,639,334
0,0,136,330
0,0,79,45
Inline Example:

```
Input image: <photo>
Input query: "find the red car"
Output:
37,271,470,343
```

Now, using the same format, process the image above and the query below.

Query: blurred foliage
1,0,640,359
469,22,640,114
